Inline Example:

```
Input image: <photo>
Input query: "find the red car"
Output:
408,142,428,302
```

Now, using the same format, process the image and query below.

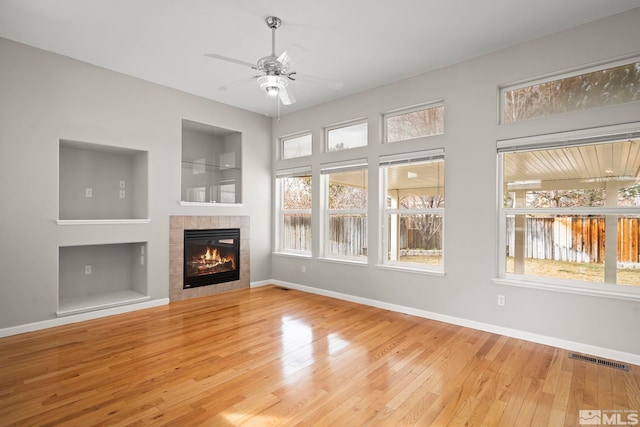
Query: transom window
276,168,312,255
498,128,640,292
501,59,640,124
326,121,368,152
384,102,444,143
380,150,444,271
321,161,368,261
281,133,312,159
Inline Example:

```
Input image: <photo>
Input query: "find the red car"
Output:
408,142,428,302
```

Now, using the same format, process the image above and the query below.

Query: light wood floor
1,285,638,426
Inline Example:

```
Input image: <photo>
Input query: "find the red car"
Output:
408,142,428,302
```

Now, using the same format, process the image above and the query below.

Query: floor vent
569,352,629,371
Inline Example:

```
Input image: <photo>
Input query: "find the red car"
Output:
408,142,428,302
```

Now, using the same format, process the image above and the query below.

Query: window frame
280,132,313,160
383,101,445,143
379,149,445,274
499,55,640,124
320,159,369,263
324,119,368,152
275,167,313,256
496,124,640,301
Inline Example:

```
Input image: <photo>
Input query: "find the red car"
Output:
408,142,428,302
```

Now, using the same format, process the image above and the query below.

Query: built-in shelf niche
58,242,149,316
59,139,148,221
181,119,242,204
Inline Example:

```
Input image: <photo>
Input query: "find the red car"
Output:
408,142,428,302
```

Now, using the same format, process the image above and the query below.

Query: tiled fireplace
169,215,249,302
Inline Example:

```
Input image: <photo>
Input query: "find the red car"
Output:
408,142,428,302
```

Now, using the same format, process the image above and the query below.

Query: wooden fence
283,215,312,252
283,215,368,256
506,216,640,263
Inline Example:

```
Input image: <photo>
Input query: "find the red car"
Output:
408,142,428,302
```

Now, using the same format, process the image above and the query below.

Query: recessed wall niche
59,140,148,220
181,119,242,204
58,242,149,316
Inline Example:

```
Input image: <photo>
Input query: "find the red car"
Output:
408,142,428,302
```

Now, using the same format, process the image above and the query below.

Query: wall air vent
569,352,629,371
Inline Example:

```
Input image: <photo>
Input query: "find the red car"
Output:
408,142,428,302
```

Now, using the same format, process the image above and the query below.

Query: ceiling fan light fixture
266,86,279,97
258,75,286,97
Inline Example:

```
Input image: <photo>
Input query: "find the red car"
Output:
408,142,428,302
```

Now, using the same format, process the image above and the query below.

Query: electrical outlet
119,189,126,199
119,180,126,189
85,265,92,275
85,188,92,198
497,294,506,307
301,265,306,273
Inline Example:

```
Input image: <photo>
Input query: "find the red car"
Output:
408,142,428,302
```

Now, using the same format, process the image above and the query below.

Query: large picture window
380,150,444,271
501,59,640,124
276,168,312,255
498,129,640,293
321,161,368,261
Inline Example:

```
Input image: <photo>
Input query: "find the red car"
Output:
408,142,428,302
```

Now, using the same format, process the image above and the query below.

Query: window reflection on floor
280,316,314,377
280,316,352,379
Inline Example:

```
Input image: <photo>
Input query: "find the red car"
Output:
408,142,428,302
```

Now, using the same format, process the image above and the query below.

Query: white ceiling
1,1,639,117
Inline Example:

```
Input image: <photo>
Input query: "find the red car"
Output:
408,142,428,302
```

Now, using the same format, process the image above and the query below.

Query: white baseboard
0,298,169,338
269,279,640,366
250,280,273,288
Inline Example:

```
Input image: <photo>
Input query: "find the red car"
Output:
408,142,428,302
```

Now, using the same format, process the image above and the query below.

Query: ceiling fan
205,16,342,106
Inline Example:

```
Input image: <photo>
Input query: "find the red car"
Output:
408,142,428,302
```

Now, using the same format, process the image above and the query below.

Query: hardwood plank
0,285,638,426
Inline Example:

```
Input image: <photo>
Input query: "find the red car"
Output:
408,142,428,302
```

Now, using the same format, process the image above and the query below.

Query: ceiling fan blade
277,44,309,70
218,76,259,91
278,86,296,105
204,53,256,69
293,73,343,90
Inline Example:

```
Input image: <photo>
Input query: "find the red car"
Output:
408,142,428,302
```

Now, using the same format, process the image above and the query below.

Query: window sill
317,257,368,267
179,201,244,208
493,277,640,302
273,251,312,259
376,264,445,277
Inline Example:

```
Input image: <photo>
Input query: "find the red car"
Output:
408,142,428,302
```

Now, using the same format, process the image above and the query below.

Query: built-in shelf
57,290,150,316
181,119,242,204
56,219,151,225
59,139,148,220
59,242,148,316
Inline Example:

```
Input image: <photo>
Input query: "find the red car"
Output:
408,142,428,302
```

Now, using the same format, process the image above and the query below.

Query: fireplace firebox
183,228,240,289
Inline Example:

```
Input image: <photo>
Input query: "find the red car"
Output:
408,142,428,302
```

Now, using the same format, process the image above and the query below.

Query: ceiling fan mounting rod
266,16,281,56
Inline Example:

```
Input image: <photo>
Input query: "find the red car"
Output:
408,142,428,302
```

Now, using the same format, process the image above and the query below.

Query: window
276,168,312,255
384,103,444,143
380,150,444,271
321,161,368,260
498,129,640,292
282,133,312,159
501,59,640,123
326,121,368,152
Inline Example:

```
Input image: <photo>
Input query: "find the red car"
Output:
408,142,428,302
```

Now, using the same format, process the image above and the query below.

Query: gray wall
0,37,272,329
272,9,640,356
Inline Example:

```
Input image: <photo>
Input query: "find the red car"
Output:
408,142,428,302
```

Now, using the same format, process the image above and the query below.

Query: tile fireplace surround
169,215,250,302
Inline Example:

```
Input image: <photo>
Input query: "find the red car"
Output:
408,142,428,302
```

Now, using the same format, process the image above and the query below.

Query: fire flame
198,247,235,269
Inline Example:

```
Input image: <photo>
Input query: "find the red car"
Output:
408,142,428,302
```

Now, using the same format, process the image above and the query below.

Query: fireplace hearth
184,228,240,289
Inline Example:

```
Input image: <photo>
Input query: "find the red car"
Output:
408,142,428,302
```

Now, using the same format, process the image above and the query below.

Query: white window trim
383,100,445,144
324,118,368,152
380,150,445,273
500,55,640,93
280,131,312,160
496,123,640,301
498,55,640,124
